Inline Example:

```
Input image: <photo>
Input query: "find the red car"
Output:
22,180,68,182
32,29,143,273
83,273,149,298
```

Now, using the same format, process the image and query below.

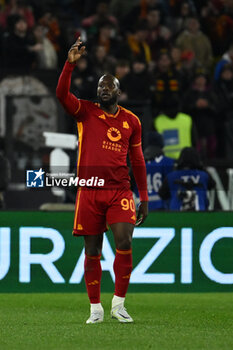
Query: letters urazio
0,227,233,285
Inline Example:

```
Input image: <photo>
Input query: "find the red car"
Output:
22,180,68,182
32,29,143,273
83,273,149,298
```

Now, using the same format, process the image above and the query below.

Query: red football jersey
74,100,142,189
56,61,148,200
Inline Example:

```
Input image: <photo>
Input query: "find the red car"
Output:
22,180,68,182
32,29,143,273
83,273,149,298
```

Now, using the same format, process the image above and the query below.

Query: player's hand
136,201,148,226
68,37,86,64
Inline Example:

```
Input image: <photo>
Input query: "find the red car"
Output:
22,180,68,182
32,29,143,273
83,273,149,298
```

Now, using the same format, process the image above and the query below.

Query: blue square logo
163,129,179,146
26,169,45,188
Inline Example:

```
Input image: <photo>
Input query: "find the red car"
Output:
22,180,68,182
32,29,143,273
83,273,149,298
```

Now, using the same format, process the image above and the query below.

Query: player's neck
100,103,118,115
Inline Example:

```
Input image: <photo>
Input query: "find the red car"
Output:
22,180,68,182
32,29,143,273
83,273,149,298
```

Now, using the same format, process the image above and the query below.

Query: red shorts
72,188,136,236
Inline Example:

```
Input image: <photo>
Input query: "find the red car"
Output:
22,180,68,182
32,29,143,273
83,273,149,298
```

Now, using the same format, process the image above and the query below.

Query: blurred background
0,0,233,210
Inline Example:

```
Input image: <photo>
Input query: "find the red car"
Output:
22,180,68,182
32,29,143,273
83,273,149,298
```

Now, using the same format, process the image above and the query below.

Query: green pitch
0,293,232,350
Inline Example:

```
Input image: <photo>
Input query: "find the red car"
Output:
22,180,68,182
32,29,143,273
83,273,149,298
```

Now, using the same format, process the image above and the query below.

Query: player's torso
78,103,134,166
76,103,138,188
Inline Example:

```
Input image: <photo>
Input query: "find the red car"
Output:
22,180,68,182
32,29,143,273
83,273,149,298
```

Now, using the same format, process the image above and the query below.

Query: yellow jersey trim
74,100,81,115
131,142,141,147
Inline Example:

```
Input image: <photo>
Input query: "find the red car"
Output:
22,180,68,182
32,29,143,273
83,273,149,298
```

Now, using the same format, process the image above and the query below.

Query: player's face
97,75,120,106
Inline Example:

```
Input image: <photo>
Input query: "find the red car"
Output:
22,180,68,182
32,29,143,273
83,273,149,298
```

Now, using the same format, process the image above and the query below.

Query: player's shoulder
79,99,98,109
74,99,98,116
119,105,141,126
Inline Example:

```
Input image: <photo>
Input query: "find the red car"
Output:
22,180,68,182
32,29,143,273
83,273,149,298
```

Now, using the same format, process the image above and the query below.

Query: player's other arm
129,122,148,226
56,37,86,116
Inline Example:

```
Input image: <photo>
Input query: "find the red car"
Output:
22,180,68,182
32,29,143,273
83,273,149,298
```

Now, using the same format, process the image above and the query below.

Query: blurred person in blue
158,147,215,211
134,131,174,210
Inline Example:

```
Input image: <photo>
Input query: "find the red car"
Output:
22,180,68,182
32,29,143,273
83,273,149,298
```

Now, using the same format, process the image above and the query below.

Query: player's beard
98,94,118,107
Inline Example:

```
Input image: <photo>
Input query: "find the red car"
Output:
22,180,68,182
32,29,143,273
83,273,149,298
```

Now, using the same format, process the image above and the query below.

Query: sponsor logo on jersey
107,127,121,142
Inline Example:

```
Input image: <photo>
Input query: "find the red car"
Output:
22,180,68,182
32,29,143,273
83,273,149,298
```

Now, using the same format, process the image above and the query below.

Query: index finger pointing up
76,36,82,45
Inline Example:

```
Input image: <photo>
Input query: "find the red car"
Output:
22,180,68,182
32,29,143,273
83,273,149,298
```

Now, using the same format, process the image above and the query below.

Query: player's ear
117,89,121,97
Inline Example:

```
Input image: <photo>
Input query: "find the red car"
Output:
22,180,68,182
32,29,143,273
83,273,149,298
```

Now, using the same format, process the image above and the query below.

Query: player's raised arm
56,37,86,116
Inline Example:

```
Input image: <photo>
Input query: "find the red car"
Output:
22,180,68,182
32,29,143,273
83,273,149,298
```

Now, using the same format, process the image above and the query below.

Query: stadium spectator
214,44,233,81
182,71,218,158
56,37,148,324
2,15,37,71
120,58,152,102
159,147,216,211
214,64,233,157
127,21,151,64
122,0,165,32
90,45,115,78
176,16,213,70
170,46,182,71
168,0,195,36
88,21,123,61
214,64,233,121
81,1,118,39
71,55,98,100
134,131,174,210
114,59,131,102
151,52,182,113
168,0,196,17
179,50,197,91
0,0,35,29
38,11,61,52
154,97,196,159
200,0,233,56
32,23,58,69
145,8,173,60
145,8,166,60
109,0,138,23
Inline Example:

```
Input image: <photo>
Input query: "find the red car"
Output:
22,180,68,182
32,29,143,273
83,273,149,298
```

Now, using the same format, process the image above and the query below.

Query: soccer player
56,38,148,324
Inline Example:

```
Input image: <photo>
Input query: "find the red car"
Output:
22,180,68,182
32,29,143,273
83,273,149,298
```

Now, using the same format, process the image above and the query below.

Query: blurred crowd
1,0,233,160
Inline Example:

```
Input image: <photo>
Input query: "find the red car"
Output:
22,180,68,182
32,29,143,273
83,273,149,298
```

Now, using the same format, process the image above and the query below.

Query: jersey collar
96,103,121,118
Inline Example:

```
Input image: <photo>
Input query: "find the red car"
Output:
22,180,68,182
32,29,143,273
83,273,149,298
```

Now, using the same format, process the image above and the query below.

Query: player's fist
68,37,86,64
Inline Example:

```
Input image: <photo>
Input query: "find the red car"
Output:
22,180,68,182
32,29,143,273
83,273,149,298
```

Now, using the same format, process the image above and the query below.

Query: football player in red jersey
56,38,148,324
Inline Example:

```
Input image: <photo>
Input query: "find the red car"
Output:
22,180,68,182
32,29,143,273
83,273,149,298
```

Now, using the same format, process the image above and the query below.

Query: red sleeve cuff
139,190,149,202
64,60,77,71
